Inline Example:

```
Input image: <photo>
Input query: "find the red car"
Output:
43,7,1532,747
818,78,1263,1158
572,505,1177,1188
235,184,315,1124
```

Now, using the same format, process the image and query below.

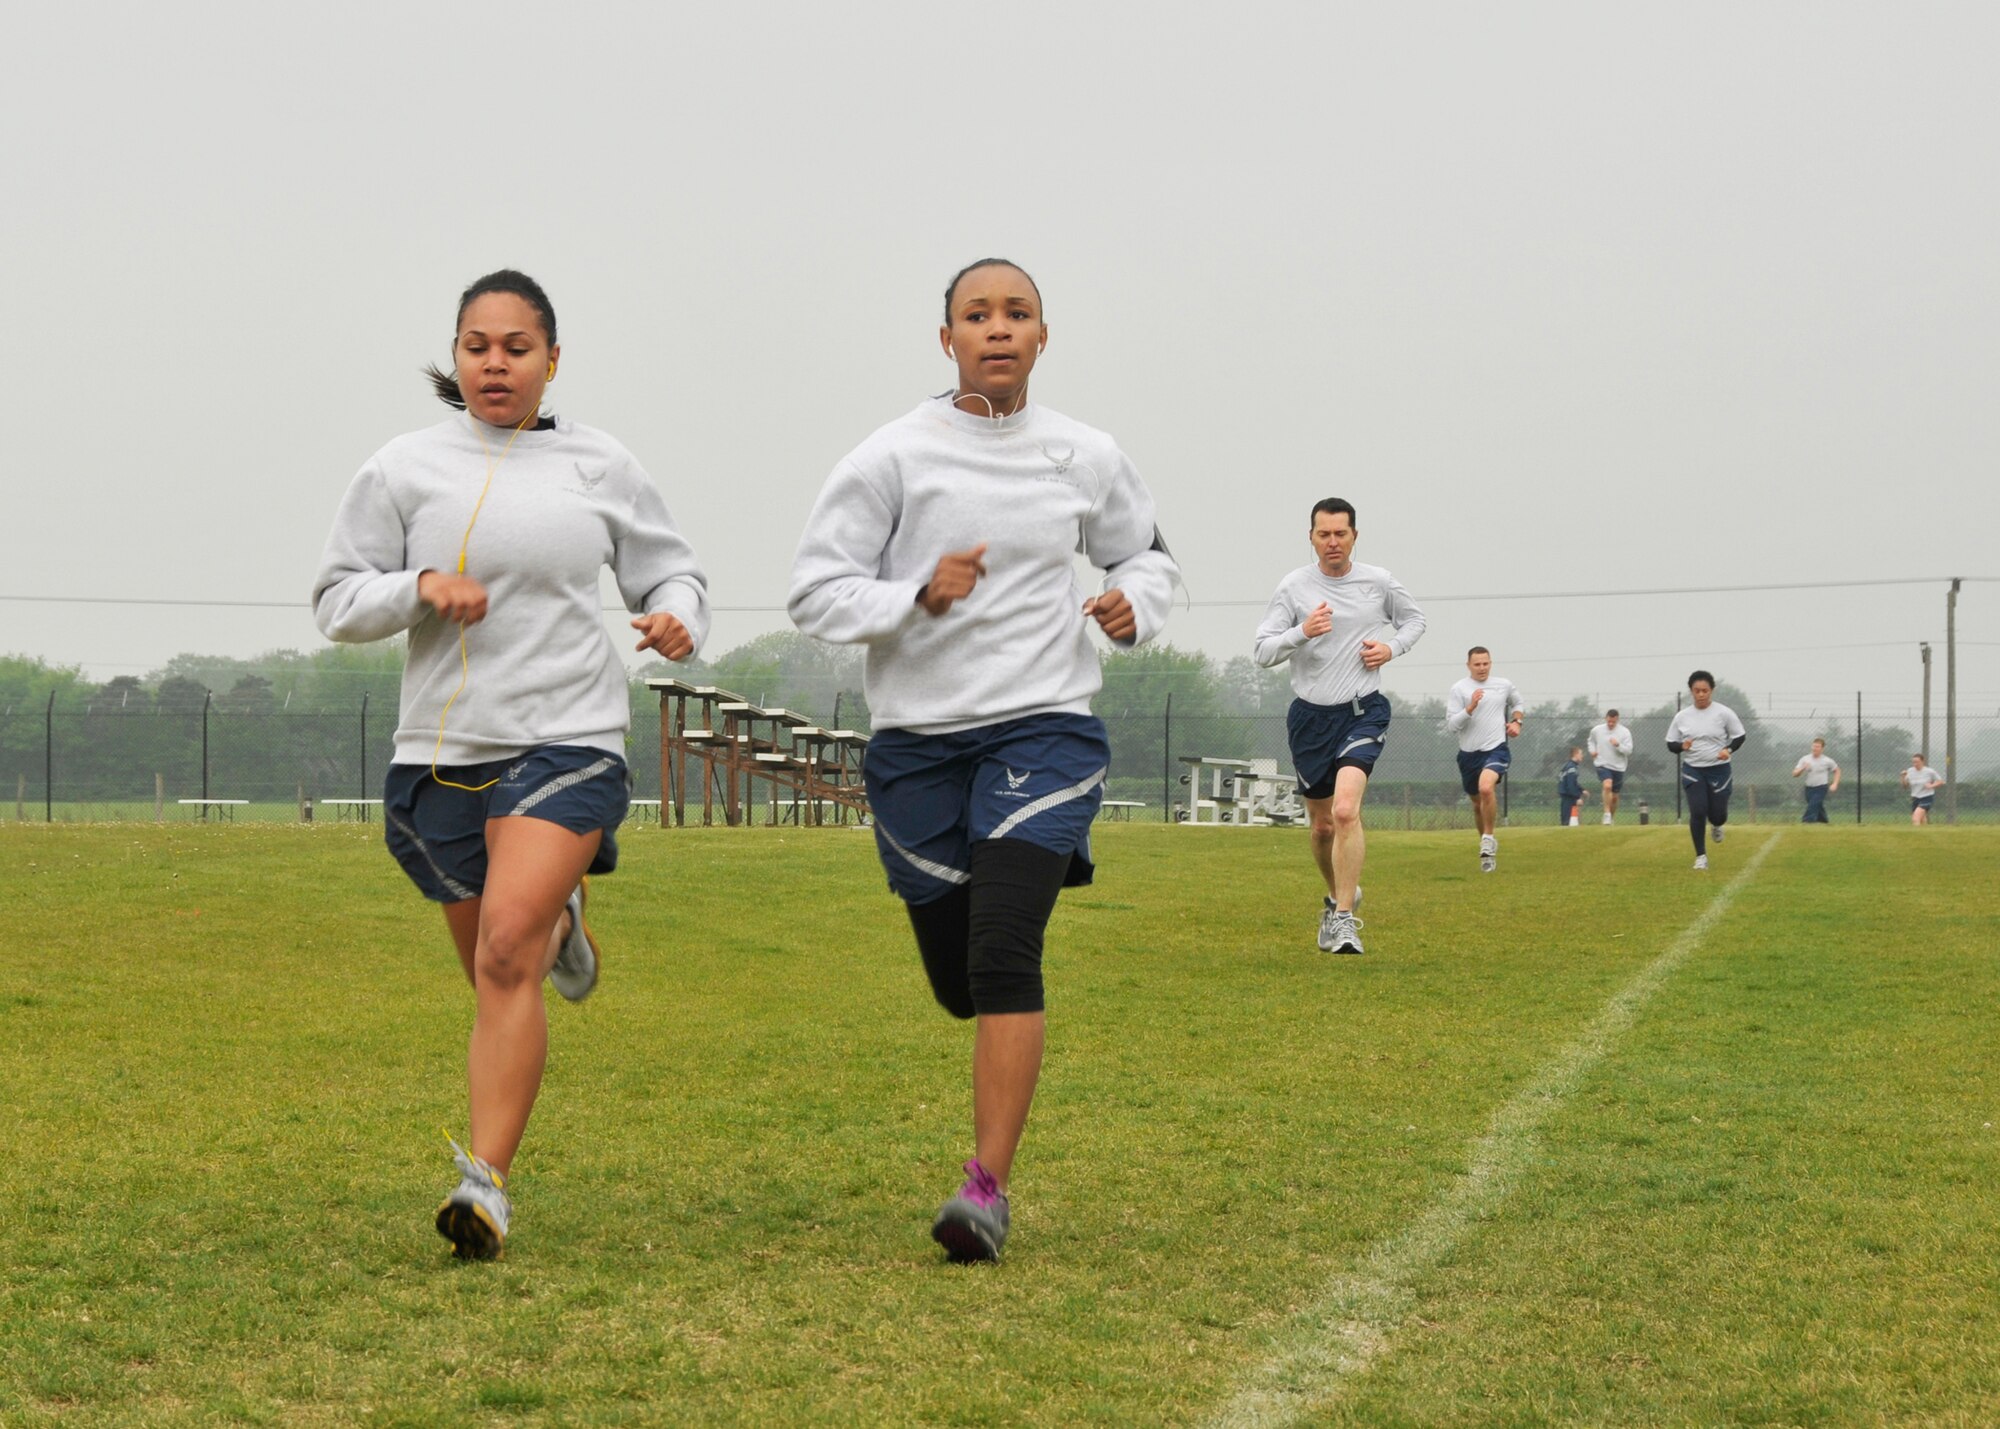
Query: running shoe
1317,897,1340,952
1693,855,1709,871
1326,910,1365,955
1711,825,1725,843
548,879,599,1002
932,1158,1009,1263
1479,834,1497,874
436,1134,511,1261
1601,813,1613,825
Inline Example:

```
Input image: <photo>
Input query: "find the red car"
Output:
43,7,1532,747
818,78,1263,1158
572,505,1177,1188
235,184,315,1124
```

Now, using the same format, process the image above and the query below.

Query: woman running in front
312,269,709,1259
788,259,1180,1262
1664,669,1746,871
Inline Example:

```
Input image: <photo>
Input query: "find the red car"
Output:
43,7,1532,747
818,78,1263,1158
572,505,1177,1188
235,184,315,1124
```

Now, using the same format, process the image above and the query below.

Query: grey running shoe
1693,854,1709,871
1326,910,1365,955
1711,825,1725,843
548,879,599,1002
932,1158,1009,1263
436,1133,511,1261
1479,834,1497,873
1317,897,1340,952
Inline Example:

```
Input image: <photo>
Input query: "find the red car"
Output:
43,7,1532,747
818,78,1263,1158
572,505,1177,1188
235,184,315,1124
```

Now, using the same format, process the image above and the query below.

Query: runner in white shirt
1444,647,1523,872
1253,497,1426,955
1662,669,1746,870
1586,710,1634,824
1900,752,1944,825
1790,737,1840,824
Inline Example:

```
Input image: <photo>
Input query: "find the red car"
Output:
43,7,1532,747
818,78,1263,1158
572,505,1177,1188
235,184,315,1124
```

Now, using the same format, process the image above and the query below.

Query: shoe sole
552,877,601,1002
436,1200,505,1261
931,1209,1001,1264
1329,942,1363,956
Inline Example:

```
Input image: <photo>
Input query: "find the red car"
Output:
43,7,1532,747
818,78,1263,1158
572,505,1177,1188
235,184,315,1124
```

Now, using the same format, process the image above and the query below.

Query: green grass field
3,822,1995,1426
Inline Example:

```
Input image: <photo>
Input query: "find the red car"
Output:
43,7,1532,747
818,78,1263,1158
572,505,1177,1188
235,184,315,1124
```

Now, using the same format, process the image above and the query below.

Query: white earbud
946,344,957,360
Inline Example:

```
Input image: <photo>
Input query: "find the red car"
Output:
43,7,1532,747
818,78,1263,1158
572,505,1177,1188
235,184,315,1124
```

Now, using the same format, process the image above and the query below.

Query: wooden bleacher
645,679,870,828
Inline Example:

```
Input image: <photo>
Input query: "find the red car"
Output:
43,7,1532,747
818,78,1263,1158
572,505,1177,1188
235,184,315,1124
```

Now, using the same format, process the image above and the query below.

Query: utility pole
1920,641,1932,761
1946,578,1961,823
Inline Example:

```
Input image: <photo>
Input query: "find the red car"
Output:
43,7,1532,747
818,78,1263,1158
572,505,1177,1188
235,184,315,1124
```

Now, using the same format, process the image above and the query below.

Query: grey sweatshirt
788,397,1180,734
312,414,709,766
1253,562,1427,706
1446,675,1525,753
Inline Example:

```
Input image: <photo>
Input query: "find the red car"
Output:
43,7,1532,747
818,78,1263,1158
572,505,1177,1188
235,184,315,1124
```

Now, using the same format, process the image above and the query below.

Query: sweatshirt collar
931,393,1037,435
463,411,566,446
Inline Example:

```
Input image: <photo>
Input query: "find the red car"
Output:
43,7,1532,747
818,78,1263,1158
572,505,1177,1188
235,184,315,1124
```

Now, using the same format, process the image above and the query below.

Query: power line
1188,576,1999,607
2,575,1994,613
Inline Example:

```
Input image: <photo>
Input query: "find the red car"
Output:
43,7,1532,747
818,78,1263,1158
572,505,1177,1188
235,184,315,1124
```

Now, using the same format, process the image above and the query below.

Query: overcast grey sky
4,2,1995,717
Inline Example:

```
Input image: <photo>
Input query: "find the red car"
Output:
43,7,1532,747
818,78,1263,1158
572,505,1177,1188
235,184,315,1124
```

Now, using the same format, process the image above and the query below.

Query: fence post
1855,690,1862,825
359,693,369,809
1161,693,1172,824
16,771,24,822
45,690,55,822
201,690,212,814
1403,782,1412,830
1946,577,1960,823
1748,784,1758,824
155,772,165,823
1673,692,1683,823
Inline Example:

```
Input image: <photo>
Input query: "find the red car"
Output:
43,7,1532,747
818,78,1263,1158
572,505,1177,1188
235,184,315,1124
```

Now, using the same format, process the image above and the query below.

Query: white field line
1209,833,1782,1429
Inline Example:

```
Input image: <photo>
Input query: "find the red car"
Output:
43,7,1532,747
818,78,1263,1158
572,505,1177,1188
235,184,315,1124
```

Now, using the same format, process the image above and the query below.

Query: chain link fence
5,686,1994,826
1110,706,1999,829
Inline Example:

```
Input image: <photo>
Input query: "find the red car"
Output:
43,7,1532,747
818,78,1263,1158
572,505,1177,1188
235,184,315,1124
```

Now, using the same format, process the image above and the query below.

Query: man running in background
1587,708,1633,824
1791,737,1840,823
1901,752,1943,825
1445,646,1523,871
1254,497,1426,955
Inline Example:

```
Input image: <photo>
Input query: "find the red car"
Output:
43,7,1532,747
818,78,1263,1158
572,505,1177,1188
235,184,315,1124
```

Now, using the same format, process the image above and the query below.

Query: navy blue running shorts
1288,693,1391,800
383,745,629,903
1457,744,1512,797
1912,795,1935,812
1594,766,1625,792
864,713,1109,905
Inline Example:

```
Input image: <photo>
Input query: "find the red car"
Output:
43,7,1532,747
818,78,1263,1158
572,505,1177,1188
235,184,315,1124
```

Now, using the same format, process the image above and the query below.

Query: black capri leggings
1683,764,1733,855
904,839,1071,1018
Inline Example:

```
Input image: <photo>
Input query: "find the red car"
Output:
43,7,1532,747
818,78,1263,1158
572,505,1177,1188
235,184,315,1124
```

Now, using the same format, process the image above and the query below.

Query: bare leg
1331,765,1369,911
1475,769,1502,836
971,1011,1045,1189
466,817,598,1175
1603,780,1620,818
1304,793,1338,900
443,895,570,991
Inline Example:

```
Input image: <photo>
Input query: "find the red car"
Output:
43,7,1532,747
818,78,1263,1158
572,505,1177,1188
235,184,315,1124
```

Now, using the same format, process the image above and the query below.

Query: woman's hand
633,612,694,661
1083,588,1137,641
418,570,488,625
917,544,988,617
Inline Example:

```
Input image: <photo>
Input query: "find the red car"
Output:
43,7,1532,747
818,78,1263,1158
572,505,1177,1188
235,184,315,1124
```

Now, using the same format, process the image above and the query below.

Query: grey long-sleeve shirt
312,414,709,766
1252,562,1426,706
788,397,1180,734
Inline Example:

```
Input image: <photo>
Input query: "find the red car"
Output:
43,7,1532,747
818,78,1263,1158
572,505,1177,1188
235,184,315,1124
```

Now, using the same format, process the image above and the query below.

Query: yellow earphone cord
429,402,542,792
